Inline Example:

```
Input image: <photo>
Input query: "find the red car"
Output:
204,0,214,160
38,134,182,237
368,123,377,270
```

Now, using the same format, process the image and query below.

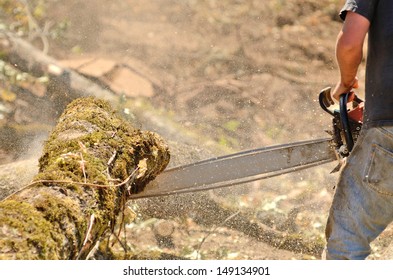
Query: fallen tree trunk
0,30,118,111
0,97,170,259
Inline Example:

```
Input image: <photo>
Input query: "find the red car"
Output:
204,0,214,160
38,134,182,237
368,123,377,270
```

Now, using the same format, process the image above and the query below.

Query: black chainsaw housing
331,110,362,157
319,87,363,158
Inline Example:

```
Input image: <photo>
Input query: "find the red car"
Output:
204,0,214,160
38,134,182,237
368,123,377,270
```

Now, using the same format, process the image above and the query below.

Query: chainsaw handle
319,87,335,116
339,93,354,152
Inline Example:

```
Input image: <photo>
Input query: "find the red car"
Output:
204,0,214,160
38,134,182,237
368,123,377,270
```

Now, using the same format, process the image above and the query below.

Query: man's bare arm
332,11,370,101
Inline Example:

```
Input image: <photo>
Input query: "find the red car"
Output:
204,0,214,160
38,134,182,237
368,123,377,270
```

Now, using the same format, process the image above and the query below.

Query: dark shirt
341,0,393,127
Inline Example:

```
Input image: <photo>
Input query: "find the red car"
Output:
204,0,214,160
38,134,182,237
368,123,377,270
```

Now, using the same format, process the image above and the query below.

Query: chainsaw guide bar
131,138,336,199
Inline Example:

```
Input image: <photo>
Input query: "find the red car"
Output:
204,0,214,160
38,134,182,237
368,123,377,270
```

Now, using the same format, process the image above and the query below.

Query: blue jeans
325,125,393,259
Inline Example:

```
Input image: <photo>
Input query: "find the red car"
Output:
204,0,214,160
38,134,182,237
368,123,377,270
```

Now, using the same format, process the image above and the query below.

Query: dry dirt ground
1,0,393,259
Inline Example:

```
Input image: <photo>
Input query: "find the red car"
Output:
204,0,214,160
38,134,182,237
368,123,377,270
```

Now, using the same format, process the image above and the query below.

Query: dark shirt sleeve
340,0,378,22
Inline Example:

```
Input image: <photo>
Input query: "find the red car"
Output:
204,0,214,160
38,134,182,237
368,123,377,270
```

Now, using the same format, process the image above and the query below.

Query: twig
79,152,87,184
111,232,128,255
76,213,95,260
112,168,139,247
85,239,100,260
106,150,117,178
1,167,139,202
196,210,240,260
19,0,50,54
83,214,95,246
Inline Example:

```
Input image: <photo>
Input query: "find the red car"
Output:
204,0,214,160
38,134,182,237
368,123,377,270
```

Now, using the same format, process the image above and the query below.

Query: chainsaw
130,87,364,199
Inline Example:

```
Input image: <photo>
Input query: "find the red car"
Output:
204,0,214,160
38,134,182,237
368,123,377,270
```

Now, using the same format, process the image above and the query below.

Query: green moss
34,192,87,254
0,200,63,259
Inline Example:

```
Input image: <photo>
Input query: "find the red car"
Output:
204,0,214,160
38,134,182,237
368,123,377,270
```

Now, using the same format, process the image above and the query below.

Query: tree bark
0,97,170,259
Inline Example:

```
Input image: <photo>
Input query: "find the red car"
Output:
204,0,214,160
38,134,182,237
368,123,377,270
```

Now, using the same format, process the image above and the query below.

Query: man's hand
332,77,358,102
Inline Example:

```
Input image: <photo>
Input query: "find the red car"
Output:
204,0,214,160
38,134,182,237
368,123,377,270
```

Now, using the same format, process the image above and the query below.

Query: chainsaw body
319,87,364,158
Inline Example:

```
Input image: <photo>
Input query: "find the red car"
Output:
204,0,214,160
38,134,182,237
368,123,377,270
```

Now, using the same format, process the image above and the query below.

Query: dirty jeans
325,125,393,259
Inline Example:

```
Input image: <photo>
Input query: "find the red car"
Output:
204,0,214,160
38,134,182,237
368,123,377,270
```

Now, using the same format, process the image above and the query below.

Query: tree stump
0,97,170,259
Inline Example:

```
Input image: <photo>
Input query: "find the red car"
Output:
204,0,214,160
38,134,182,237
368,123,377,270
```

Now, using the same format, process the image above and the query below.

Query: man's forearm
332,11,369,100
336,30,363,88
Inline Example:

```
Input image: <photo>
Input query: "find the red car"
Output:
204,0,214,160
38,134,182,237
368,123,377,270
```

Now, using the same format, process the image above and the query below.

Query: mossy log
0,97,170,259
